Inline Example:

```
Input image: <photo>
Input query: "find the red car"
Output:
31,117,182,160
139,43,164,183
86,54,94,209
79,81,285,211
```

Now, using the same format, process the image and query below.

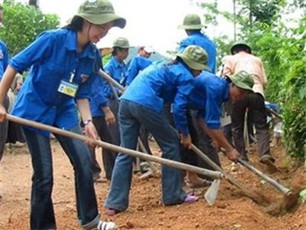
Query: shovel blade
204,179,220,205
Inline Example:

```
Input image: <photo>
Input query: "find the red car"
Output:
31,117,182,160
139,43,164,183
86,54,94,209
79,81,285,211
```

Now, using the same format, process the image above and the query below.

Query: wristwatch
83,119,92,125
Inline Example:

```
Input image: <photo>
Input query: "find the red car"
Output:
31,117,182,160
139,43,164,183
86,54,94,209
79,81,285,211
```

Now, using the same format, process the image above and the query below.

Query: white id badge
58,80,79,97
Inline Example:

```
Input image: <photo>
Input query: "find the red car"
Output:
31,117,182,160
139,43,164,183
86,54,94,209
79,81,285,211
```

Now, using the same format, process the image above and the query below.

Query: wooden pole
99,69,124,90
238,158,291,195
191,144,267,204
7,114,223,179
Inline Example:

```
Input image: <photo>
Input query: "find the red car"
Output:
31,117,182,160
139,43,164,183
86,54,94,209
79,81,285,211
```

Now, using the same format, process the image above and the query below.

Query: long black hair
62,16,84,32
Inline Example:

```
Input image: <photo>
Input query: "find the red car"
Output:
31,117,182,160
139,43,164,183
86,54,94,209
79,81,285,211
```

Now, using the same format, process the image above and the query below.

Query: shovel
6,114,223,180
191,144,270,205
204,179,220,205
99,69,123,88
238,158,299,211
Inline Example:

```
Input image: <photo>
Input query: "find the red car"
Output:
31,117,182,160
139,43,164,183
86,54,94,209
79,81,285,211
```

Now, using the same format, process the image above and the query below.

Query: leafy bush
251,15,306,160
279,17,306,159
0,2,60,56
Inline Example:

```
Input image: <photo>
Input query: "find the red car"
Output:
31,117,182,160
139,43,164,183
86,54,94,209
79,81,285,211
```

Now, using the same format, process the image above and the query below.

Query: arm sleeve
9,31,53,73
178,38,192,54
103,65,115,98
90,74,108,108
0,41,9,75
125,58,138,86
221,56,234,77
173,78,194,135
203,88,222,129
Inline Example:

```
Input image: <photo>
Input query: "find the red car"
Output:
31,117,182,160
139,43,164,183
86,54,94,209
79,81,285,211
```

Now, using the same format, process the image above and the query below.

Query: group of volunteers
0,0,276,229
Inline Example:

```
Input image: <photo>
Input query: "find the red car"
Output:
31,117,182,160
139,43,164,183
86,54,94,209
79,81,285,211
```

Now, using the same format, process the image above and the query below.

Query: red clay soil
0,140,305,230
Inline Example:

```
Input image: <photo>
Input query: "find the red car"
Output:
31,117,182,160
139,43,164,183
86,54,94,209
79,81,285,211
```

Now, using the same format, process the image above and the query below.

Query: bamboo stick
7,114,223,179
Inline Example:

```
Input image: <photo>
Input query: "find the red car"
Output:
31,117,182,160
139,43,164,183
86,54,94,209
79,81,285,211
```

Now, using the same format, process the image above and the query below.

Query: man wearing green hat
174,13,217,187
222,41,275,169
178,13,217,73
193,70,255,145
181,70,253,187
105,45,208,216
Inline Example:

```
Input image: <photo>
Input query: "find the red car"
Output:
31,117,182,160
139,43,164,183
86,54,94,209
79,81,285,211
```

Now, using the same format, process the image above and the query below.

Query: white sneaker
12,141,25,148
95,220,118,230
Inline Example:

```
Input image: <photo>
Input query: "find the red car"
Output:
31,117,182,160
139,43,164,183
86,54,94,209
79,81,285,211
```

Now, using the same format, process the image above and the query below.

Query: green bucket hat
229,70,254,91
230,41,252,54
113,37,130,48
76,0,126,28
177,45,209,71
178,13,205,30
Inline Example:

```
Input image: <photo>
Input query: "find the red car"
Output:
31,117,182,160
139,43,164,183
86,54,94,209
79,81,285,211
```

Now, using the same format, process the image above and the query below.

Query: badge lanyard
58,69,79,97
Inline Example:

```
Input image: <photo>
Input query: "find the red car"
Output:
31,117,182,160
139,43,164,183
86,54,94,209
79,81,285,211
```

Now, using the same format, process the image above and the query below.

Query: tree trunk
29,0,39,8
233,0,237,41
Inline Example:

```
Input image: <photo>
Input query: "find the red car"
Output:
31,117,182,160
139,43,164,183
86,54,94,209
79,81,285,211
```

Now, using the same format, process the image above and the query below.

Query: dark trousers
163,104,221,176
231,92,270,159
179,111,199,166
23,125,98,229
108,98,121,147
190,110,221,172
7,121,25,144
90,116,117,180
105,100,186,209
0,96,9,161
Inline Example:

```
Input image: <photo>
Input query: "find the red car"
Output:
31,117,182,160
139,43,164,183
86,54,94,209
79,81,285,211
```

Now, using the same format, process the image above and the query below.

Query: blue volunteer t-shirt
103,56,127,98
89,73,108,117
125,55,152,86
0,40,9,79
121,61,195,135
178,31,217,73
10,29,101,136
188,71,229,129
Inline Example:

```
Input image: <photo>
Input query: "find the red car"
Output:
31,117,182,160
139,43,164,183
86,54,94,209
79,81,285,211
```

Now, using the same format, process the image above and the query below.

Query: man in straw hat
105,45,208,216
0,0,126,229
222,41,276,171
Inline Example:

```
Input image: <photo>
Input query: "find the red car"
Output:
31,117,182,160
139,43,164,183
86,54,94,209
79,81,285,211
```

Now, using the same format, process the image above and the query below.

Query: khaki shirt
222,51,267,97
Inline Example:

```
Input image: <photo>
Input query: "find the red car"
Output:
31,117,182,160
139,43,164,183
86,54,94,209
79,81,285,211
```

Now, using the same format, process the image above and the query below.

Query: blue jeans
105,100,186,211
23,125,99,229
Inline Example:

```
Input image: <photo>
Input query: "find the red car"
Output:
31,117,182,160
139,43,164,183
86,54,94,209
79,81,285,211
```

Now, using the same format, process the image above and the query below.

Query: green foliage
213,35,232,68
0,2,60,56
299,188,306,203
242,0,285,24
279,17,306,158
243,9,306,159
102,53,112,66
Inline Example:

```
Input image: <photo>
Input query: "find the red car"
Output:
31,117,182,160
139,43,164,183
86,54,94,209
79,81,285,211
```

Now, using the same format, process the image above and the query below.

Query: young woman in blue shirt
0,0,125,229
